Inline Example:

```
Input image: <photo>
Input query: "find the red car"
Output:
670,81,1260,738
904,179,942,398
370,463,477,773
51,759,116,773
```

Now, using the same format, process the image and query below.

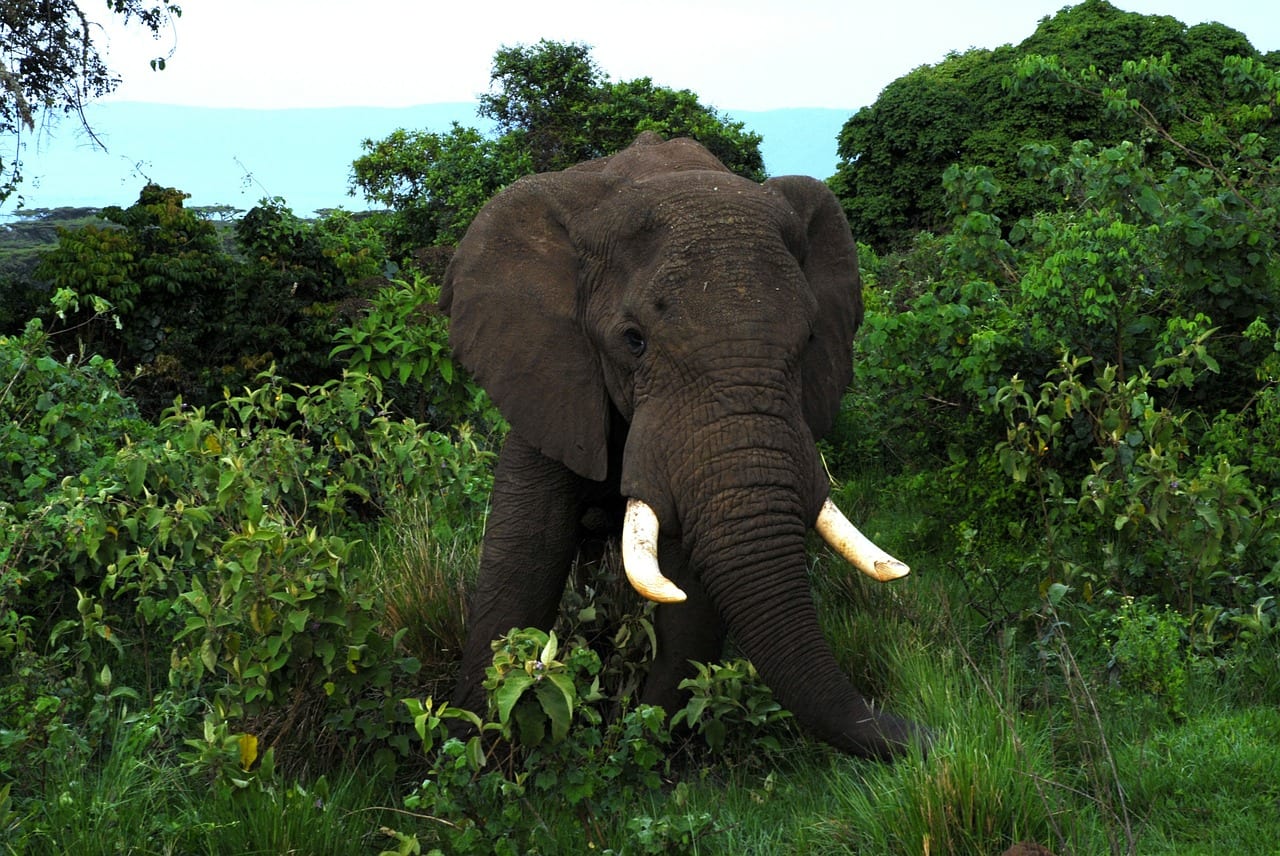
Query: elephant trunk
686,478,912,759
636,408,911,758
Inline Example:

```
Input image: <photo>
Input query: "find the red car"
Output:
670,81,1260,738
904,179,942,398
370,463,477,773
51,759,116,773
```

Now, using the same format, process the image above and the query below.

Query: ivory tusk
816,499,911,582
622,499,687,603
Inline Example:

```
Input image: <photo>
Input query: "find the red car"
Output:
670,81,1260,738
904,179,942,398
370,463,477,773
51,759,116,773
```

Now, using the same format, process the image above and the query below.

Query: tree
353,40,765,255
478,40,604,173
34,187,382,415
350,124,532,258
831,0,1271,251
588,77,766,181
35,184,231,409
478,40,764,178
1,0,180,204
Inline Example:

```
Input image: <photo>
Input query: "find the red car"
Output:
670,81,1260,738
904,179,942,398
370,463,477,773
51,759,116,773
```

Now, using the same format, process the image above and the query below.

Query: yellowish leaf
238,733,259,772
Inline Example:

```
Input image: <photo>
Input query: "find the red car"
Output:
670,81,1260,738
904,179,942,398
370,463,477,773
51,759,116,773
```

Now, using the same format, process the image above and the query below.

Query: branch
0,65,35,131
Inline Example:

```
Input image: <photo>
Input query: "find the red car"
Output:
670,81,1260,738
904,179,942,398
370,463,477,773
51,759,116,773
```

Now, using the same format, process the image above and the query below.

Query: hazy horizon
5,102,852,218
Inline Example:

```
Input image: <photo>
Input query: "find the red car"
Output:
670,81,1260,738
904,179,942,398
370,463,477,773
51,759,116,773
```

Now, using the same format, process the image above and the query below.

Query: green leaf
464,735,486,771
514,704,546,745
540,629,558,665
539,673,576,742
125,456,147,496
494,672,534,724
200,638,218,673
288,609,309,633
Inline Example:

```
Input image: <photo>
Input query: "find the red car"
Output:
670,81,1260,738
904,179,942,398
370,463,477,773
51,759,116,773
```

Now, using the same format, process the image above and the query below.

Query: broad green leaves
847,47,1280,628
484,628,598,746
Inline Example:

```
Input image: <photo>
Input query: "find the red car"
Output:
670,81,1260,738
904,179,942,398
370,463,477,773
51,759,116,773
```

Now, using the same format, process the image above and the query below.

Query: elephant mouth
621,493,910,604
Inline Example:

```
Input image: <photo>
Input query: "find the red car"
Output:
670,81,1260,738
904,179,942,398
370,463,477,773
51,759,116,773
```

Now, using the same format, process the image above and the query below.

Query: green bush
394,625,771,854
1106,597,1190,718
30,188,389,415
846,54,1280,634
331,272,503,434
1,299,496,785
0,319,147,519
671,659,795,753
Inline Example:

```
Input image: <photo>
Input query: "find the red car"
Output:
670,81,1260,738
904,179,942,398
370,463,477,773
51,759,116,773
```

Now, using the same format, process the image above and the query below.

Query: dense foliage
479,40,765,179
28,187,386,416
0,0,181,203
351,40,764,258
0,296,495,766
845,51,1280,636
832,0,1279,251
3,11,1280,854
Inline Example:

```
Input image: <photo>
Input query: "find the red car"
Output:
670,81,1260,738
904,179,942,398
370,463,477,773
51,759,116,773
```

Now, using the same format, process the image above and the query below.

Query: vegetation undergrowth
5,14,1280,855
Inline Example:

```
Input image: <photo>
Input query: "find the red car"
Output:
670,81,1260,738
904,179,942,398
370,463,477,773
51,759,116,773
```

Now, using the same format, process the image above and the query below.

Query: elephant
439,131,925,760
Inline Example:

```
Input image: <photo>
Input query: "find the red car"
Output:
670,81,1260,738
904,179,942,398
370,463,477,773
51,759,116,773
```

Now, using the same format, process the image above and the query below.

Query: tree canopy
477,40,765,178
0,1,180,204
831,0,1277,251
351,40,764,256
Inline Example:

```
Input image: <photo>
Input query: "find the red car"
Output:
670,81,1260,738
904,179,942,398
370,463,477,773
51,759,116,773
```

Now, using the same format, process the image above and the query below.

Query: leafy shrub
992,349,1278,614
331,272,503,434
31,188,389,415
1,309,496,784
671,659,794,753
847,54,1280,634
0,318,147,518
481,627,602,746
394,626,751,854
1106,597,1190,719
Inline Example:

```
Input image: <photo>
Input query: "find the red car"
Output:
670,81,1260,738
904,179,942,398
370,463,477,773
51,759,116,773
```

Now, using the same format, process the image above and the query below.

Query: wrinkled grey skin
440,132,922,759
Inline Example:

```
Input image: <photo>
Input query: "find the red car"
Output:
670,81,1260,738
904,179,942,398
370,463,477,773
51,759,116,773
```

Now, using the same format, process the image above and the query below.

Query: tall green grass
3,710,399,854
368,497,480,696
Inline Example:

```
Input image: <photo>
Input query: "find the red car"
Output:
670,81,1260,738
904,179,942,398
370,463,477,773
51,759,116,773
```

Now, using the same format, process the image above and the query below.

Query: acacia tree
0,0,180,203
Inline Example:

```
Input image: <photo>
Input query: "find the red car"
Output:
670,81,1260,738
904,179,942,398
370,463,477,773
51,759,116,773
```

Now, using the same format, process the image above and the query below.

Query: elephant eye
622,328,647,357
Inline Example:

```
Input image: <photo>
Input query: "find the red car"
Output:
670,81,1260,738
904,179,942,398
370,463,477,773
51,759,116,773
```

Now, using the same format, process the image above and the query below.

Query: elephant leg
451,429,586,716
638,546,725,714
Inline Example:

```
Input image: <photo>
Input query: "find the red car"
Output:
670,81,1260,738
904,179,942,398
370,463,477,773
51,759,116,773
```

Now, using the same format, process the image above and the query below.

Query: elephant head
441,132,922,759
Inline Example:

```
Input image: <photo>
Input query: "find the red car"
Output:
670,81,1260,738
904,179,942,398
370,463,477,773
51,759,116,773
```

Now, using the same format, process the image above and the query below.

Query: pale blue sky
92,1,1280,113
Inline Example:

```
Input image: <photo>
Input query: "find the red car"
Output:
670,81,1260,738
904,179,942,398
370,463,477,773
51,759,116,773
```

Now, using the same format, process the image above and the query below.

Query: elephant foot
840,707,933,762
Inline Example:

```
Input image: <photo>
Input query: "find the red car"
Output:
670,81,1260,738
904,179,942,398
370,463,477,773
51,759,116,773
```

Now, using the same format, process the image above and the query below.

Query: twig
350,805,460,828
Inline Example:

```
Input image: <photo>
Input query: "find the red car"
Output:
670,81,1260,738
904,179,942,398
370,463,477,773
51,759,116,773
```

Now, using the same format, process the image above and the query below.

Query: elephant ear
441,171,615,481
765,175,864,441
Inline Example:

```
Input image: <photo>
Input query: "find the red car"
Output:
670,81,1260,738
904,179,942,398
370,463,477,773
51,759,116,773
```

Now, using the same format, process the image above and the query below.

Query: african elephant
440,132,924,760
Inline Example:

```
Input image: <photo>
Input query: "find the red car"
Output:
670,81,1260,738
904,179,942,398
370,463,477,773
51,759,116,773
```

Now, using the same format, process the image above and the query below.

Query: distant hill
4,102,852,217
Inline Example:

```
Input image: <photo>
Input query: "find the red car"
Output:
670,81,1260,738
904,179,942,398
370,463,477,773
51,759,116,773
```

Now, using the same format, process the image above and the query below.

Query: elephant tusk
622,499,687,603
816,499,911,582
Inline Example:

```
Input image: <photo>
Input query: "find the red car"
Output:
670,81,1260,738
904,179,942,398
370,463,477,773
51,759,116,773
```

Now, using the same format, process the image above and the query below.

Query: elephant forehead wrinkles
648,180,795,238
641,216,809,302
586,175,818,348
647,246,816,341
